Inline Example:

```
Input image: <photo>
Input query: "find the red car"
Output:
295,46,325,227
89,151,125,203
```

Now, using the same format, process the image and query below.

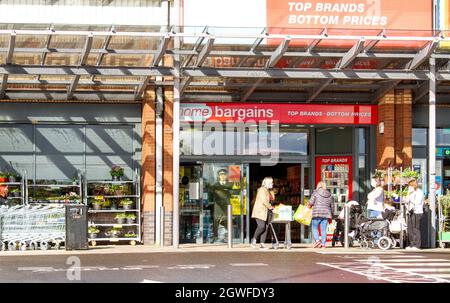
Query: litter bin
65,205,88,250
420,204,432,249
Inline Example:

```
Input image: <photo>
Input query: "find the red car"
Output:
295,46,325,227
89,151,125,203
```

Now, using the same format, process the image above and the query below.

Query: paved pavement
1,244,450,283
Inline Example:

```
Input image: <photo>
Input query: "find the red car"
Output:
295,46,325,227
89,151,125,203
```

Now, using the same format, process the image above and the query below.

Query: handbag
293,204,312,226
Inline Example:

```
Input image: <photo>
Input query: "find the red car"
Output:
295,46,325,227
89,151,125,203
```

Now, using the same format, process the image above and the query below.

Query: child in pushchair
356,199,401,250
332,200,401,250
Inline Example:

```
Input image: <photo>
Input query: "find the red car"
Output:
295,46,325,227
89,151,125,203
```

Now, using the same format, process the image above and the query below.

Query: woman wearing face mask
367,177,384,218
251,177,275,250
405,179,424,250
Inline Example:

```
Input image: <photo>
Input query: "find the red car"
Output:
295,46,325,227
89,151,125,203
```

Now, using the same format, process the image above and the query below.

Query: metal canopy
0,25,449,103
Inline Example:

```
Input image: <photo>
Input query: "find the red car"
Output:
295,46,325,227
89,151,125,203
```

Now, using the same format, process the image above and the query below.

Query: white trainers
410,247,421,250
251,238,257,249
260,244,270,250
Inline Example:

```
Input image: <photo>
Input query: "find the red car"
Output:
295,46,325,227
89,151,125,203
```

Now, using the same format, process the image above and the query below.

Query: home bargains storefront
178,103,377,245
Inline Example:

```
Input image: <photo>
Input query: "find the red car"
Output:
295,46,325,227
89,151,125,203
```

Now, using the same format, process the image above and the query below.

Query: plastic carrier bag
294,204,312,226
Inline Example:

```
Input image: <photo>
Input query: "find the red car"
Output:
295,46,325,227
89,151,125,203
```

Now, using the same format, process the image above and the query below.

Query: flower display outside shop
110,165,124,180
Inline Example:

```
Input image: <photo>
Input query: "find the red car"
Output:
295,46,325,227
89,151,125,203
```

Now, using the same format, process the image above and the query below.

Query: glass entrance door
202,163,248,244
179,162,248,245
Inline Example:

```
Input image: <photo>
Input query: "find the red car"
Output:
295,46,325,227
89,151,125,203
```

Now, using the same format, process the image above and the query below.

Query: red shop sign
180,103,377,125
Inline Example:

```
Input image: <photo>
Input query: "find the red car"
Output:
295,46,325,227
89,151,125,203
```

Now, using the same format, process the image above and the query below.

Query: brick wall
163,87,174,245
141,88,156,244
376,89,412,169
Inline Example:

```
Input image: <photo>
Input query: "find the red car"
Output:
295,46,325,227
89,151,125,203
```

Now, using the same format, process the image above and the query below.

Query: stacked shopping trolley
0,205,65,251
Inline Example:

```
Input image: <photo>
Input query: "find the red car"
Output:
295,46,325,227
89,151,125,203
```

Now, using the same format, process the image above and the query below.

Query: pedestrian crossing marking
230,263,268,266
318,256,450,283
355,259,449,262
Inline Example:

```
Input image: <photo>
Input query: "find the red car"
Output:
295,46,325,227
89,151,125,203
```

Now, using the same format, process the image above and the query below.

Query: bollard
227,205,232,248
344,205,349,249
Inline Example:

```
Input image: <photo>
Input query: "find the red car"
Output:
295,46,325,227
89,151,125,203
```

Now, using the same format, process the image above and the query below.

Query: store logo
180,104,213,122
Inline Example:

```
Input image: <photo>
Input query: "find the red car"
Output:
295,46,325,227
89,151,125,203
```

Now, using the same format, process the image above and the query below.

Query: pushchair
332,201,363,247
355,208,401,250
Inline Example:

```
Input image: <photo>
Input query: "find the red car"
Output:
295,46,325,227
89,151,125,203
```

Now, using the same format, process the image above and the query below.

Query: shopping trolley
0,205,65,251
269,205,293,250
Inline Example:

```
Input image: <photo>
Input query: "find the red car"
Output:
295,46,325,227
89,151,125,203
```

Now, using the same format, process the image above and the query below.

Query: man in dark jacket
309,181,333,248
209,169,233,243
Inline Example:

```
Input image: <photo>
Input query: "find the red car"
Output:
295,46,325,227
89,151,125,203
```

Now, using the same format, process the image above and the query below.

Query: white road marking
355,259,449,263
317,262,400,283
432,274,450,278
230,263,268,267
380,263,450,267
167,264,215,270
140,279,163,283
316,251,404,255
383,255,425,258
399,268,450,272
18,267,54,272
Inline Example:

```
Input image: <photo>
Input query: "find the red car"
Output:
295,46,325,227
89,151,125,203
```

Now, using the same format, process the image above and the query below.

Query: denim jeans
312,217,328,246
368,210,381,218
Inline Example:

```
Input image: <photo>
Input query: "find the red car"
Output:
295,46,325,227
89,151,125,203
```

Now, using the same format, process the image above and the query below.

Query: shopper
0,184,8,205
367,177,385,218
251,177,274,250
309,181,333,248
406,178,424,250
209,168,232,243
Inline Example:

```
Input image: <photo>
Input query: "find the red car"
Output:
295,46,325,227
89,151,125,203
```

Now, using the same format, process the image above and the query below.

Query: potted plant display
402,167,420,183
92,197,104,210
110,227,122,238
109,184,126,196
120,198,134,210
0,171,7,183
126,213,136,224
110,199,118,210
10,188,21,198
110,165,124,181
439,194,450,247
88,226,100,239
8,172,20,183
115,213,127,224
124,231,136,238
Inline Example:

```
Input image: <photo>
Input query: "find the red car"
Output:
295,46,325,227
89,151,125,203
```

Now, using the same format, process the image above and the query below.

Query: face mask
409,186,414,192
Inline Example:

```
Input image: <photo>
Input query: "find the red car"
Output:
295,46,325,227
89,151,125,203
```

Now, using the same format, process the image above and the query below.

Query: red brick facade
376,89,412,169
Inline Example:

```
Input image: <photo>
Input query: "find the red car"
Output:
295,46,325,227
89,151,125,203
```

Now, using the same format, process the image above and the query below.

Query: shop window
413,128,427,146
85,125,135,180
0,125,34,177
180,126,308,156
35,126,84,180
437,129,450,146
315,127,352,155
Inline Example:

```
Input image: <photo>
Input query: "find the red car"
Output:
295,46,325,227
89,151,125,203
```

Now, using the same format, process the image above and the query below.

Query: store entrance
249,163,311,244
179,162,248,245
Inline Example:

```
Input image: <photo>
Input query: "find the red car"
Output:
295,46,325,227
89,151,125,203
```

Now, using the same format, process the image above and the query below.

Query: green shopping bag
294,204,312,226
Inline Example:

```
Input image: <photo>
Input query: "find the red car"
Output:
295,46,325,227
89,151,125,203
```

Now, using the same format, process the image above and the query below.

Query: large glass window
437,129,450,146
315,127,352,154
0,124,137,181
180,125,308,156
413,128,427,146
